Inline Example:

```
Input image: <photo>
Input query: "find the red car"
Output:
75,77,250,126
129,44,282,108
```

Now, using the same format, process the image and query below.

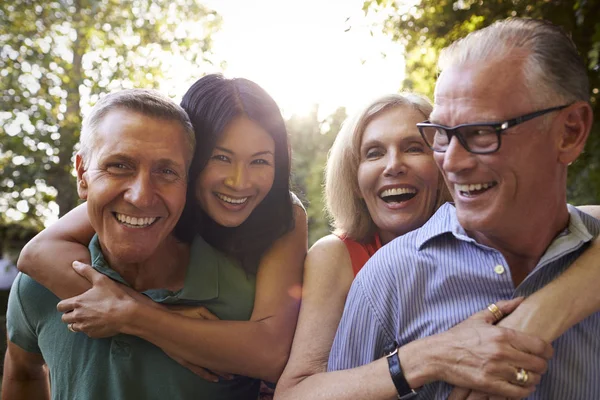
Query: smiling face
195,116,275,228
76,109,190,265
431,57,566,240
357,105,441,244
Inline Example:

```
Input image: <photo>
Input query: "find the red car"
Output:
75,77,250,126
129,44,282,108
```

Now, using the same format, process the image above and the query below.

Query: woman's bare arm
17,203,94,298
59,205,307,382
498,228,600,340
275,234,357,398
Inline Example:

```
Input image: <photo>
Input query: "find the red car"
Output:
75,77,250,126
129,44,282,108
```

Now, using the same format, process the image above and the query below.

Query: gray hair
325,93,451,241
438,18,589,106
79,89,196,167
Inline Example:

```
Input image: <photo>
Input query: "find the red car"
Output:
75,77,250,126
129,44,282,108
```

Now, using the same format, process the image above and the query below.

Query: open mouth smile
379,187,418,204
114,212,159,228
215,193,249,205
455,182,497,197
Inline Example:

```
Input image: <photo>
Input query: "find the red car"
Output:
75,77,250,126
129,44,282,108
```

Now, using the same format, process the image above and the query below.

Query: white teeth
216,193,248,205
456,182,494,193
115,213,157,227
380,187,417,198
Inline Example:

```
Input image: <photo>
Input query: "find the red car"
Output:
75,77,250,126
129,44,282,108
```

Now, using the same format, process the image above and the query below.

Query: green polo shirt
7,235,259,400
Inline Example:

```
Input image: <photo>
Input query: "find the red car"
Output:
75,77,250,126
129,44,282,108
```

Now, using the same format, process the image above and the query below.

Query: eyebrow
361,134,424,149
104,154,184,170
214,146,274,157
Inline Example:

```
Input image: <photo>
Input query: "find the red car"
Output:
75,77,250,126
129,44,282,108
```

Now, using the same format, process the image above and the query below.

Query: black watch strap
385,341,418,400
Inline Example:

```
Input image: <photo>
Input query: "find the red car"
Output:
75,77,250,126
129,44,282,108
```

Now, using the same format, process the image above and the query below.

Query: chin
214,216,246,228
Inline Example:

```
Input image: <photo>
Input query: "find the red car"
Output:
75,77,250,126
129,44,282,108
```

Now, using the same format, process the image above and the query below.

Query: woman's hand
440,298,552,399
57,261,142,338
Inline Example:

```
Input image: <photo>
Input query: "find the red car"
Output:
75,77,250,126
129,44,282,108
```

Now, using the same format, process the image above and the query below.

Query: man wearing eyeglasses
329,18,599,399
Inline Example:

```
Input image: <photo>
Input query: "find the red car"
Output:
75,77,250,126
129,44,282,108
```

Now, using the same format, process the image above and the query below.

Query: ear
556,101,593,165
75,154,89,200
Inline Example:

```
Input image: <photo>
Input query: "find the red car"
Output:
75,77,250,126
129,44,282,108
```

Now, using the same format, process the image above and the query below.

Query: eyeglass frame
416,104,571,154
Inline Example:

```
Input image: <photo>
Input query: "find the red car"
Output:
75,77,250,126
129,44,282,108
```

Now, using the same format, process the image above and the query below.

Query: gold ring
487,303,504,322
68,323,76,333
515,368,529,385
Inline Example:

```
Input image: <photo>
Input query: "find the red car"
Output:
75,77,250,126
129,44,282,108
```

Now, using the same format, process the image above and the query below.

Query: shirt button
494,265,505,275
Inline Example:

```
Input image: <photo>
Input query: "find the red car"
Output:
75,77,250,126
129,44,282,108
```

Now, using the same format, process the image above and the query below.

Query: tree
288,106,347,246
0,0,221,228
364,0,600,204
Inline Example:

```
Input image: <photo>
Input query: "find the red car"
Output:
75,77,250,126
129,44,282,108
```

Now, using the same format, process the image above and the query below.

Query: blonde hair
324,93,452,242
438,18,589,107
79,89,195,168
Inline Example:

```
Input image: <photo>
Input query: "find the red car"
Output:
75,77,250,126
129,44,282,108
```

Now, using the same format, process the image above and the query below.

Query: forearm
1,375,51,400
18,241,91,299
275,358,397,400
500,240,600,341
126,303,289,382
17,203,94,299
2,347,50,400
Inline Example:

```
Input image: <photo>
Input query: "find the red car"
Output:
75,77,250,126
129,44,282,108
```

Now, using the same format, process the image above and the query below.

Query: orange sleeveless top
338,234,382,277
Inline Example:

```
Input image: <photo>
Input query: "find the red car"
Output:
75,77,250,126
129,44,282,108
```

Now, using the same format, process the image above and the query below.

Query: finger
72,261,104,284
196,307,219,321
470,298,525,324
66,322,78,333
507,329,554,361
210,369,234,379
506,368,541,388
475,379,535,399
448,387,471,400
182,363,220,383
465,391,490,400
57,297,78,313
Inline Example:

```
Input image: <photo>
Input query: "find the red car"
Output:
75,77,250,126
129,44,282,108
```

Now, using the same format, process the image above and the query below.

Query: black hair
175,74,294,273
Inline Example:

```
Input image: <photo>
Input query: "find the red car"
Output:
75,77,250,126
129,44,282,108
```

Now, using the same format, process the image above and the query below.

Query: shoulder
306,235,353,278
9,273,51,302
307,234,351,267
189,235,240,272
7,274,55,345
569,204,600,237
576,205,600,220
304,234,354,300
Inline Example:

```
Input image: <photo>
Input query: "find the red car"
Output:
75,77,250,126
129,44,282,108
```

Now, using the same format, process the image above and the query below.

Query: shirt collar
415,202,594,255
88,234,224,304
415,203,468,249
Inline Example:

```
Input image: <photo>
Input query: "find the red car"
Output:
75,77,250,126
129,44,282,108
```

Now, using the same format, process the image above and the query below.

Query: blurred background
1,0,599,374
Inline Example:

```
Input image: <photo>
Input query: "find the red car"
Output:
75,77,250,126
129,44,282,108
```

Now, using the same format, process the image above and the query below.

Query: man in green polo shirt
3,89,260,399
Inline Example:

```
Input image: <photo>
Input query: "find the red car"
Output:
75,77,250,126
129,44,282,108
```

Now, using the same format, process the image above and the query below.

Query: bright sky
202,0,405,118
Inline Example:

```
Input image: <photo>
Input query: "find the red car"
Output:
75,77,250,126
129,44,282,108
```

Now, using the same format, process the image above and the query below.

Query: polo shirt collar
88,234,223,304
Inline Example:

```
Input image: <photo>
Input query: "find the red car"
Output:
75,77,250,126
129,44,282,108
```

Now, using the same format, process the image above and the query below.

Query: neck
103,236,190,292
469,203,570,286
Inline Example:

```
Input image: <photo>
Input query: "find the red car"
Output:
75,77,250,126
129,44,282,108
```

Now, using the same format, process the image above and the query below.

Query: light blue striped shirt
328,203,600,399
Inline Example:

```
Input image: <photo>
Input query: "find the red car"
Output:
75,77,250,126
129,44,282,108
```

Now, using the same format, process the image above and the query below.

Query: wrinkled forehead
431,59,530,125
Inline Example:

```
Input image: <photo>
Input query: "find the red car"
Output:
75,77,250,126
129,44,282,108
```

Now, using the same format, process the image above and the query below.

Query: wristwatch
385,342,418,400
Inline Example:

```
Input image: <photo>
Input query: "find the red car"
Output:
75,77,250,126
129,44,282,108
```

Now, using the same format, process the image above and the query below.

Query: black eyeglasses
416,104,570,154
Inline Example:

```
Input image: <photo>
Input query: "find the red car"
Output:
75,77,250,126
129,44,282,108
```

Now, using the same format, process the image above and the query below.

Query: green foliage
365,0,600,205
288,107,347,246
0,0,221,227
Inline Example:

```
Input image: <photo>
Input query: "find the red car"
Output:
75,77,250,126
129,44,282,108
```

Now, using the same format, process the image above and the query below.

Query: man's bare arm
2,340,50,400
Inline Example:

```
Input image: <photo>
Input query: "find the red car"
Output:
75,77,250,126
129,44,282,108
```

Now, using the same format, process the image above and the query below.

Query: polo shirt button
494,265,505,275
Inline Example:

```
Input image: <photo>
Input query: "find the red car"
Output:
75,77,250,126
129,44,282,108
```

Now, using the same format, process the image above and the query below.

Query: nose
124,172,156,208
383,150,407,177
441,136,477,174
224,163,251,191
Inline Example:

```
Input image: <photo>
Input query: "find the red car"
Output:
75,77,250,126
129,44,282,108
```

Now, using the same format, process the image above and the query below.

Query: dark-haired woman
18,74,307,399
